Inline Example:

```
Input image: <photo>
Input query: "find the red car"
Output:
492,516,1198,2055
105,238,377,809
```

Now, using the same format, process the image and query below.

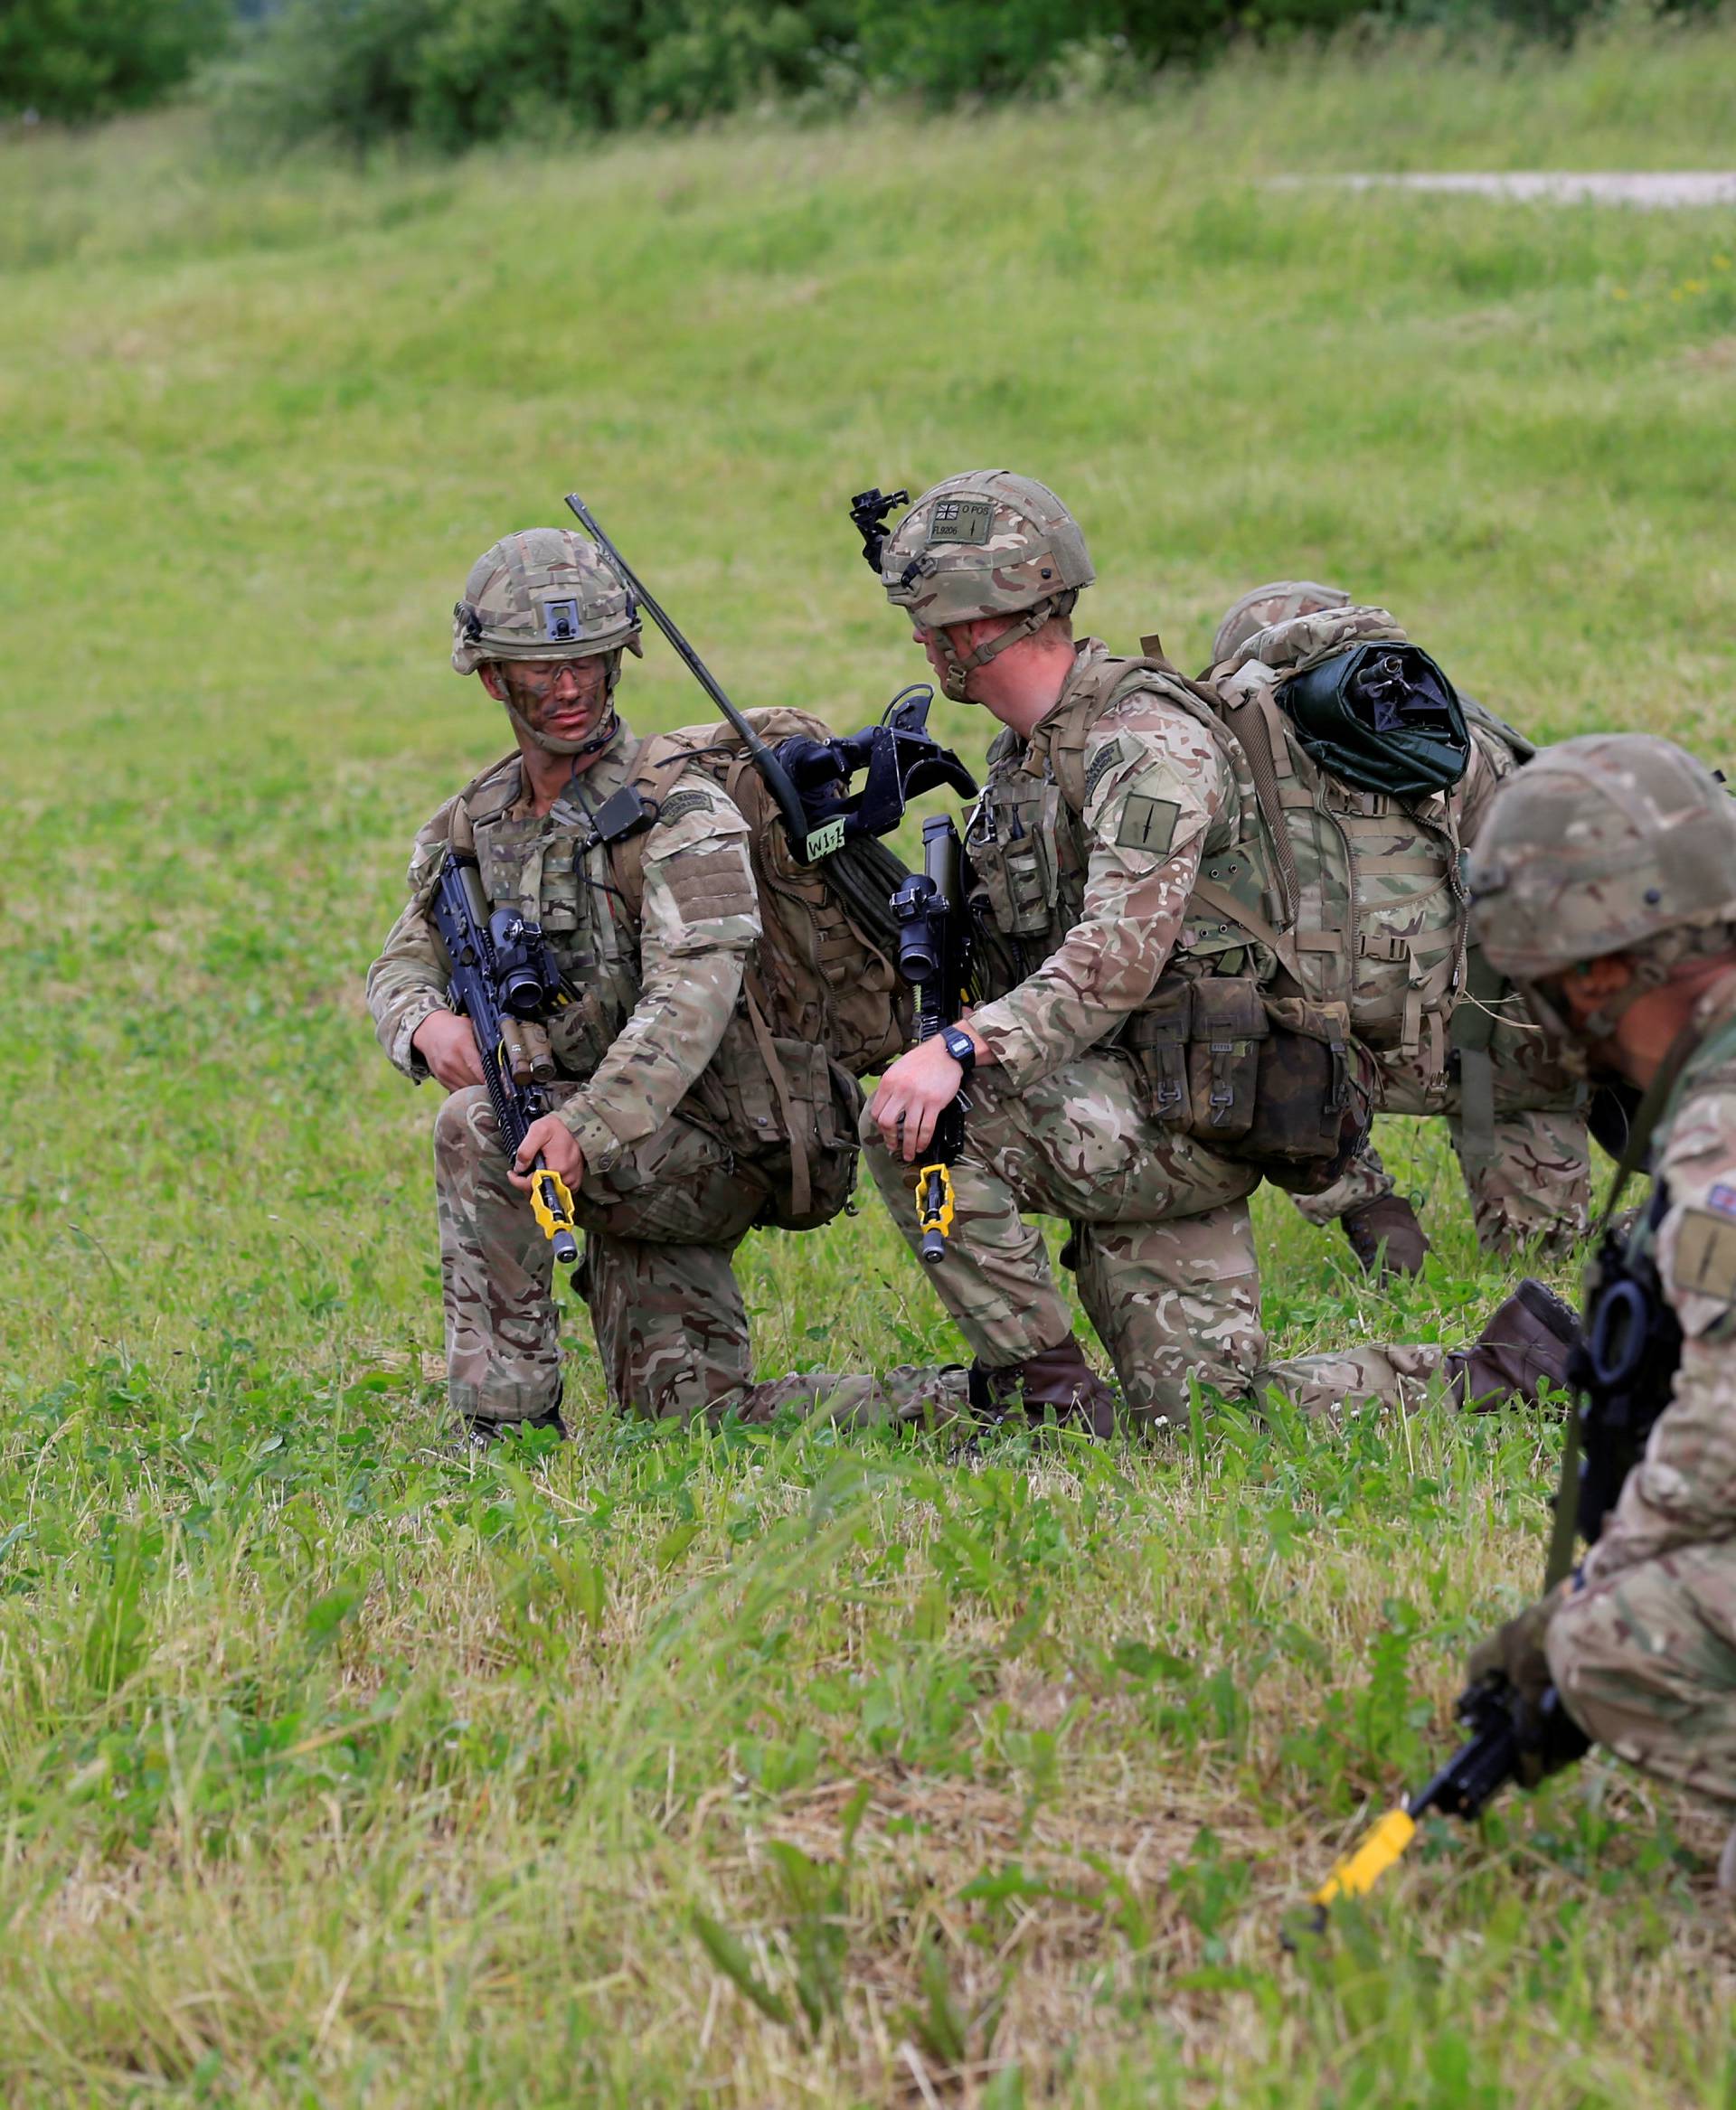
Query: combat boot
968,1334,1118,1436
1339,1194,1429,1279
459,1389,569,1451
1444,1279,1580,1412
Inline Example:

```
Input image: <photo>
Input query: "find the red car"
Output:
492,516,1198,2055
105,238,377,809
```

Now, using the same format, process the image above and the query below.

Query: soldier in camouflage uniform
1461,734,1736,1870
860,476,1575,1428
368,529,959,1438
1205,580,1590,1279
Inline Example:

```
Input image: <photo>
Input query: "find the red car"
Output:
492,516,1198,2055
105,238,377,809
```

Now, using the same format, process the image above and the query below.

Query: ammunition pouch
1121,977,1365,1192
967,782,1060,939
1187,977,1267,1141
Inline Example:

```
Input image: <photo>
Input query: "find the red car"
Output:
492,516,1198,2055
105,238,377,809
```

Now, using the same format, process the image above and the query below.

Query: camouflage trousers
1548,1548,1736,1810
1292,1041,1590,1256
862,1053,1453,1425
433,1085,965,1429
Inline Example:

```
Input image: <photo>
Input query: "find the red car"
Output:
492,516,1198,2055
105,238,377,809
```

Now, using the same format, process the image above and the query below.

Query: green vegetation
0,0,228,121
3,20,1735,2101
212,0,1724,153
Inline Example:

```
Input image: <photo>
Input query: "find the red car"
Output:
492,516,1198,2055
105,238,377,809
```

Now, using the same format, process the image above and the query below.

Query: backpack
609,709,913,1225
1199,606,1477,1087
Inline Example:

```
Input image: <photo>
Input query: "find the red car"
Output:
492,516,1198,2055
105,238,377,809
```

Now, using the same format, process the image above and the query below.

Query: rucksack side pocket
1235,995,1367,1192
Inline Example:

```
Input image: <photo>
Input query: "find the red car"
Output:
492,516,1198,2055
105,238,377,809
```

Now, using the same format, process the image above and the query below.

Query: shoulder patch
1707,1182,1736,1221
656,787,712,827
1117,794,1181,856
662,844,758,921
1083,737,1125,804
1673,1209,1736,1302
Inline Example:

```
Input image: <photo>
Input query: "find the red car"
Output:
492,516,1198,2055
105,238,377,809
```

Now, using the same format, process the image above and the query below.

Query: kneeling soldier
369,529,920,1440
1203,579,1590,1277
860,476,1573,1428
1463,733,1736,1878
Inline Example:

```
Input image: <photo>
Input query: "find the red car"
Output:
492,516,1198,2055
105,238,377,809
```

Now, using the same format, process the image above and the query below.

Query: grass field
4,16,1736,2103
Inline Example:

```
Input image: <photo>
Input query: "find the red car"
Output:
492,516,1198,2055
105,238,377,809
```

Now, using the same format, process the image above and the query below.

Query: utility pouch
690,1021,855,1184
969,787,1056,938
1233,995,1366,1193
1121,982,1193,1126
760,1058,862,1232
1186,977,1267,1141
547,987,622,1079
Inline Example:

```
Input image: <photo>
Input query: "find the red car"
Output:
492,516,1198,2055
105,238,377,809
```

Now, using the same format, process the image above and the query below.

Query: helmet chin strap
1578,956,1675,1044
938,593,1076,703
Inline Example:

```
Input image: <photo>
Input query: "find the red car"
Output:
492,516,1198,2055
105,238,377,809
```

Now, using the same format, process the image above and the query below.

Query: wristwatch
939,1024,977,1076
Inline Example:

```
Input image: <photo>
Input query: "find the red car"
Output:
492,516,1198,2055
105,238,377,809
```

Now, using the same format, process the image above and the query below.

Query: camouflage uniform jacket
964,638,1263,1091
1582,973,1736,1587
366,721,760,1175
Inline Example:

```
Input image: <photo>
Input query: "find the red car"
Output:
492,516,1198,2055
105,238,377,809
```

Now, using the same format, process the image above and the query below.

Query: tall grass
2,21,1735,2101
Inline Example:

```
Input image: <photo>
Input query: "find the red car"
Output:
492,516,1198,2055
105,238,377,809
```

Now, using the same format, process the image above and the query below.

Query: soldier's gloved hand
413,1011,487,1092
1466,1591,1560,1710
512,1115,584,1194
1462,1584,1587,1786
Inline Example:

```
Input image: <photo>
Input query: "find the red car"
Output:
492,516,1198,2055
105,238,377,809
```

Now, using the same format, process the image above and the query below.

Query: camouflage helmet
451,528,643,676
1470,732,1736,1036
1211,579,1350,670
880,471,1093,702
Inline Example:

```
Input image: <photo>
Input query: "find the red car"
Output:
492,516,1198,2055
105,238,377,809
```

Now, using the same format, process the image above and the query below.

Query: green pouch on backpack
1279,643,1470,800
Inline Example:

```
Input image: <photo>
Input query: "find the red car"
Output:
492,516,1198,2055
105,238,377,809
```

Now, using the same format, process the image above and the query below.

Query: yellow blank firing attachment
1309,1806,1418,1917
530,1166,580,1267
916,1163,956,1267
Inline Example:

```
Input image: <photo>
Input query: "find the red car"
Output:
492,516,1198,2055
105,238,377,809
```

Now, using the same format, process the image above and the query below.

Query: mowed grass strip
2,19,1735,2103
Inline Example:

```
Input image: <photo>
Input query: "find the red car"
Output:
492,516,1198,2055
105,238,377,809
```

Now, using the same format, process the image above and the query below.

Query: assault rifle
430,852,580,1267
891,814,974,1262
1303,1192,1676,1932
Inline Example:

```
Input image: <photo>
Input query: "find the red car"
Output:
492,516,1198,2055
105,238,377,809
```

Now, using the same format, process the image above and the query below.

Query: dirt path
1277,172,1736,208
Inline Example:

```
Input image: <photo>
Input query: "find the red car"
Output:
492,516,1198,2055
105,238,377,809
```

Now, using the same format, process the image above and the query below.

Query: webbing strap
743,983,810,1220
1542,1408,1583,1593
1458,1044,1497,1172
1189,877,1307,985
1219,692,1300,924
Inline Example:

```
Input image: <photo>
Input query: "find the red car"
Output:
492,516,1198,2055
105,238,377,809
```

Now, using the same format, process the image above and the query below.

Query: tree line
1,0,1721,142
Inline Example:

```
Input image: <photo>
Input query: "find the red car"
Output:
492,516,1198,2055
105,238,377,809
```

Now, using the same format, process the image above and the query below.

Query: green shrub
206,0,1722,154
0,0,230,120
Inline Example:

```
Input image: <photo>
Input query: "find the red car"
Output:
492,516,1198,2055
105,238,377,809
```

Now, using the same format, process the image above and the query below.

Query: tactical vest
452,752,643,1084
1205,607,1471,1086
968,652,1279,994
966,645,1364,1185
440,732,869,1231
